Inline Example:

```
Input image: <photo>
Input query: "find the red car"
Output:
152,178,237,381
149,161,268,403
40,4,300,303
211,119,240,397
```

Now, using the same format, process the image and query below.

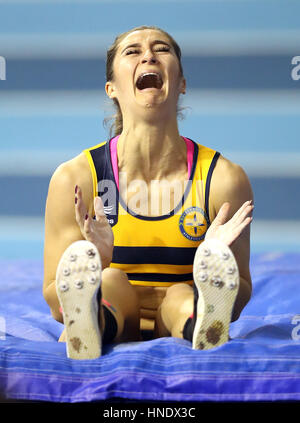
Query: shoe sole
56,240,102,359
192,238,239,350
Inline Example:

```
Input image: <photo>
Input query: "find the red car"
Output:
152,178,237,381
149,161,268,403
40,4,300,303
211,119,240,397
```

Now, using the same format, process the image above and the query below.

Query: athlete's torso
83,136,220,325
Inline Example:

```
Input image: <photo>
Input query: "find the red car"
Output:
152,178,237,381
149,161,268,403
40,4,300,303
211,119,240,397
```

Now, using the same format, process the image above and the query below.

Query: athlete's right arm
43,157,93,323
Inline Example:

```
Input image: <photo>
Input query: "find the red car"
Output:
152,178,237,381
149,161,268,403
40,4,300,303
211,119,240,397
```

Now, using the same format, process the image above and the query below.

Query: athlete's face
105,29,186,116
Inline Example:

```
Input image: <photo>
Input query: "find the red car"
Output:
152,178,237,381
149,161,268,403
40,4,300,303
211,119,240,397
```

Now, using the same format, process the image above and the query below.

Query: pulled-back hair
104,25,184,138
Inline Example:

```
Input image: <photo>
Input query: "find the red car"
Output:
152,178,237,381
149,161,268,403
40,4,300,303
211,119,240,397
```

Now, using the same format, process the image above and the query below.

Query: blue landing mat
0,252,300,402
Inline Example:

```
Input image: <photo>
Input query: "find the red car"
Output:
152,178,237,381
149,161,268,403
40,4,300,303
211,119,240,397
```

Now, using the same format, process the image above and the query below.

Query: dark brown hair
104,25,184,138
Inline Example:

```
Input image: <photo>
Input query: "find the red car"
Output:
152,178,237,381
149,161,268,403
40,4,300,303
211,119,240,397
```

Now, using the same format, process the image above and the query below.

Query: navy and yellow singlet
83,136,220,288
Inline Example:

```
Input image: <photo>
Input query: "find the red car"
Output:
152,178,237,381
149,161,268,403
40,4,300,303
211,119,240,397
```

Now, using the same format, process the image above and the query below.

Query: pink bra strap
182,136,194,177
110,135,120,189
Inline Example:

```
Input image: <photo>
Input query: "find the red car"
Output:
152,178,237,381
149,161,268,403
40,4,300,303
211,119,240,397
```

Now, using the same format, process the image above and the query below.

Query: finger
74,185,88,229
230,216,253,243
94,196,109,224
214,202,231,226
237,204,254,226
231,200,254,224
230,200,250,222
240,203,254,221
83,212,92,237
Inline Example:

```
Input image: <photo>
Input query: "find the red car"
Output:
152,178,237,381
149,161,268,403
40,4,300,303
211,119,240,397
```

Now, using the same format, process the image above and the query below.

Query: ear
105,81,117,99
180,77,186,95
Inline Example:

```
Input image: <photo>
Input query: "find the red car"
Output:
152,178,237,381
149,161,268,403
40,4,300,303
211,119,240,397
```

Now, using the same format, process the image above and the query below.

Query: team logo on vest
179,207,208,241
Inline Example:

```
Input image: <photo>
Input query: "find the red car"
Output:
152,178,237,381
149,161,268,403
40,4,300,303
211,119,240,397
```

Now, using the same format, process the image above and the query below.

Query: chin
140,94,168,108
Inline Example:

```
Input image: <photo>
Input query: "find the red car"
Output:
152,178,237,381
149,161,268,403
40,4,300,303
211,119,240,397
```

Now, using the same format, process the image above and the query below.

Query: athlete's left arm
209,156,254,321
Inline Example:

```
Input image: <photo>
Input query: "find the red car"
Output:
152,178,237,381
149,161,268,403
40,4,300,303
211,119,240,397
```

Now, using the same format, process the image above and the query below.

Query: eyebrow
121,39,171,54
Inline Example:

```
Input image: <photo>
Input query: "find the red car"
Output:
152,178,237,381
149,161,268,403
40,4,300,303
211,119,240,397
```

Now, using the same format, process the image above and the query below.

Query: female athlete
43,26,254,359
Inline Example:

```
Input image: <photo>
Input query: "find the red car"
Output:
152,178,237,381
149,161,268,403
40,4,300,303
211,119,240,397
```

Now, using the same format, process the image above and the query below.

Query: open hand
205,200,253,247
74,185,114,268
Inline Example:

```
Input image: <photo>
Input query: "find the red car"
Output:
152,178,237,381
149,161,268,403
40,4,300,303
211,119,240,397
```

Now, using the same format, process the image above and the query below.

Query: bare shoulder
47,152,94,217
213,154,249,187
209,154,254,221
50,152,91,189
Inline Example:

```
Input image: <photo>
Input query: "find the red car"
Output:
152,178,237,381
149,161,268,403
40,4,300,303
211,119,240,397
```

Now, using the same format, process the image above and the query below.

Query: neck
117,116,187,182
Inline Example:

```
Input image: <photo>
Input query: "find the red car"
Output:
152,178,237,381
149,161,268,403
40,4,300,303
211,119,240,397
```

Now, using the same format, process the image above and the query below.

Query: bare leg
154,283,194,339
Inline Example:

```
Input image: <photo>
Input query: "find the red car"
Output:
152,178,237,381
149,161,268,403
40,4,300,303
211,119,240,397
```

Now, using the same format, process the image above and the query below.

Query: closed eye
154,46,170,52
125,46,170,55
125,49,140,55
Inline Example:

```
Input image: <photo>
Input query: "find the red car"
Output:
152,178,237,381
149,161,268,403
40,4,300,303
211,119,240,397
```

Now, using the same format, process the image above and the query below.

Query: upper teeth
140,72,159,78
137,72,162,84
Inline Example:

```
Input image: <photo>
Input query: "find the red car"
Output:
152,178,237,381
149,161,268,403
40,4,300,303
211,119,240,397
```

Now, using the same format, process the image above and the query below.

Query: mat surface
0,252,300,402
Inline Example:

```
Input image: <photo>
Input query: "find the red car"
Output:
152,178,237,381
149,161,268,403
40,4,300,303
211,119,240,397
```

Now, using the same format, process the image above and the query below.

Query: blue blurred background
0,0,299,259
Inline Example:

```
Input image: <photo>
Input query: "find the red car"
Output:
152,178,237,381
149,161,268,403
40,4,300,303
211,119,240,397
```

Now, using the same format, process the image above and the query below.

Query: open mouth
136,72,163,90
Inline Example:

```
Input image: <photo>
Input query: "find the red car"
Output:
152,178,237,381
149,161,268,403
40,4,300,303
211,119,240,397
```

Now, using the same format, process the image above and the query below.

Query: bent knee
102,268,139,306
162,284,193,319
166,283,193,298
102,267,129,284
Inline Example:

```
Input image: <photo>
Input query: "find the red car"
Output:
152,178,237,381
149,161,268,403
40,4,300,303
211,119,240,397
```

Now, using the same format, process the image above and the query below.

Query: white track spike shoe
56,240,102,359
192,238,239,350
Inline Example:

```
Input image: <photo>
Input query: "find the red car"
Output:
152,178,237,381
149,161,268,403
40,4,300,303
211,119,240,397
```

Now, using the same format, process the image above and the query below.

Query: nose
141,49,158,64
